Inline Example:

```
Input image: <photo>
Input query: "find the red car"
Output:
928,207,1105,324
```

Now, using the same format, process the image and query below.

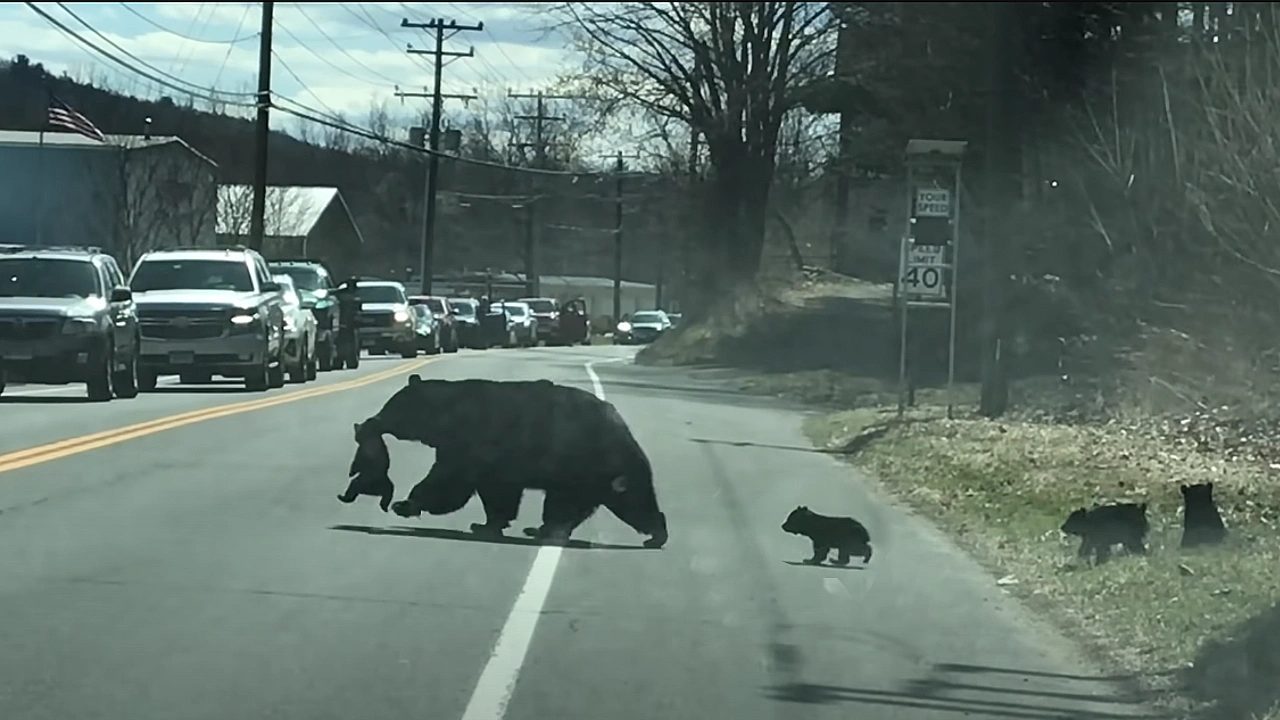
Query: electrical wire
24,2,257,109
274,100,641,179
54,2,257,99
118,3,259,44
293,4,409,87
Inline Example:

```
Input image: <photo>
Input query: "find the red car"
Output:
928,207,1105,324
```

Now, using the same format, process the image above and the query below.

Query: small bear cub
1180,482,1227,549
337,420,396,512
782,505,873,566
1060,502,1149,565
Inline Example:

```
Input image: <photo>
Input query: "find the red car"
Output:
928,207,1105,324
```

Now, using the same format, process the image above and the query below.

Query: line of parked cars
0,243,596,401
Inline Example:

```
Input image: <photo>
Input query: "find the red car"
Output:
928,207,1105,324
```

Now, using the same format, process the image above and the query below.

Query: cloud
4,2,583,131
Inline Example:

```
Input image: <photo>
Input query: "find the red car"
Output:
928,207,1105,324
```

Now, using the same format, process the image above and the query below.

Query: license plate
169,351,195,365
3,351,32,361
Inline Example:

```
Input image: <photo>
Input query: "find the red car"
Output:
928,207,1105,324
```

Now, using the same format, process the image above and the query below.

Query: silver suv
127,246,286,391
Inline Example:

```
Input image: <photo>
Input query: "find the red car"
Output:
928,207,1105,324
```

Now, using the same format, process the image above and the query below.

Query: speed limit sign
905,245,947,298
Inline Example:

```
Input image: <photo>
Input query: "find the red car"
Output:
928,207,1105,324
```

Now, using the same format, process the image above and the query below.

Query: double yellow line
0,357,438,475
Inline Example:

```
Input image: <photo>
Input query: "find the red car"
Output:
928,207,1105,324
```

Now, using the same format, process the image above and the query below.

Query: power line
54,2,257,100
24,2,256,109
118,3,259,44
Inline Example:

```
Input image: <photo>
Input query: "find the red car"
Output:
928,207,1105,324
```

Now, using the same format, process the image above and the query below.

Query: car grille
360,312,395,328
0,317,60,341
139,309,228,340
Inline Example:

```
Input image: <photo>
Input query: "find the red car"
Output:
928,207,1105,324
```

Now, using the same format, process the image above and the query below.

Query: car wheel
306,349,319,380
87,346,114,402
113,344,139,399
268,355,286,388
0,365,7,396
289,346,308,384
400,343,418,359
317,339,334,371
138,369,158,392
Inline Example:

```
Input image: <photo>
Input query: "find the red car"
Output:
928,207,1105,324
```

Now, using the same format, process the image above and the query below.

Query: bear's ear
1206,481,1214,491
408,374,423,385
798,505,808,512
1180,484,1188,494
353,421,362,437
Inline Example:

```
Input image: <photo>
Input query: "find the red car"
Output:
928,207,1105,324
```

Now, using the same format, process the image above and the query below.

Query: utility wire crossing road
0,347,1152,720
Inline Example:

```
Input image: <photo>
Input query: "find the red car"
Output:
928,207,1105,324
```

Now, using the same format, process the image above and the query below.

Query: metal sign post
897,139,967,420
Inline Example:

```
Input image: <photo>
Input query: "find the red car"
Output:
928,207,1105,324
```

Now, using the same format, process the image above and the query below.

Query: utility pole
680,128,701,310
398,17,483,295
248,1,275,253
610,152,642,324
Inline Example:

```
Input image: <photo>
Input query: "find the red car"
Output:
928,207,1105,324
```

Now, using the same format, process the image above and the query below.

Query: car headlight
283,316,296,332
394,310,410,323
61,317,97,335
616,321,632,333
230,312,259,329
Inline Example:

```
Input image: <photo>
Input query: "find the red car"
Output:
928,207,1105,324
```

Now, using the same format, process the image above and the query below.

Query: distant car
614,310,671,345
272,274,318,383
409,304,442,355
492,301,537,348
517,297,561,346
408,295,460,353
447,297,483,349
267,258,340,372
354,280,417,358
0,244,140,401
667,312,683,327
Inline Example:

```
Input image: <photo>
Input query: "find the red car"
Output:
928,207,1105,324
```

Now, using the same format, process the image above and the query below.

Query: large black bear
345,374,669,549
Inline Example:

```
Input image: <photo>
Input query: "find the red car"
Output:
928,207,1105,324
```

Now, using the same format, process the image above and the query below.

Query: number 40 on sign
904,245,947,299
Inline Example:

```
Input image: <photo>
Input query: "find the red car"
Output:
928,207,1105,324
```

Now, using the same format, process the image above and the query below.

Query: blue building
0,129,219,269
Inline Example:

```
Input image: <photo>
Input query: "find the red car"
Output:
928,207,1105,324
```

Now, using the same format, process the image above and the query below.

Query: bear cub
782,506,873,566
1060,502,1149,565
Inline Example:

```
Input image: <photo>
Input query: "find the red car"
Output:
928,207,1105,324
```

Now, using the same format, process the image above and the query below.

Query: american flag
47,95,106,142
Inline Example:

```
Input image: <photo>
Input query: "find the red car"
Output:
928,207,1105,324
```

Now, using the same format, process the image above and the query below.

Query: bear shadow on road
329,523,653,551
0,395,93,404
763,660,1171,719
782,560,866,571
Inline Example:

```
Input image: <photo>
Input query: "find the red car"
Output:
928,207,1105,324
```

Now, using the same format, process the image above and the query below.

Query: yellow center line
0,358,438,475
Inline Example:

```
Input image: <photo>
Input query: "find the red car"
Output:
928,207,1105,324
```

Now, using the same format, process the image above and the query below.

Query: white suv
127,246,287,391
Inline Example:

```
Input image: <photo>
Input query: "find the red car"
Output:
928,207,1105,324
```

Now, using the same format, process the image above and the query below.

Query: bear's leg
391,463,476,518
471,484,523,537
523,489,599,543
602,486,668,549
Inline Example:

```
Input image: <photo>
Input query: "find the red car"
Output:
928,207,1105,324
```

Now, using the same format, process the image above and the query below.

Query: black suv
0,244,141,401
267,258,340,371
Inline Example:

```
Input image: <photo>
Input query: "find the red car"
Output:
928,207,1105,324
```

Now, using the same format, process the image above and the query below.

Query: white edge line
457,358,612,720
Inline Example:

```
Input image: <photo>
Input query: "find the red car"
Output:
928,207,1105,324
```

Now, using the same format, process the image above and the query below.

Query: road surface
0,346,1159,720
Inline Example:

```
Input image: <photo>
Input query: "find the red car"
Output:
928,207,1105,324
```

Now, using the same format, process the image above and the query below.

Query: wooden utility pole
980,1,1018,418
248,1,274,252
397,17,483,295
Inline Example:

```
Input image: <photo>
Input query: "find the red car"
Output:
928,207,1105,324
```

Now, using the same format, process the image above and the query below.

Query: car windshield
274,277,301,307
0,258,101,298
524,299,556,313
356,285,406,304
272,265,330,292
448,300,474,316
130,259,254,293
418,298,446,314
631,312,665,324
498,304,527,317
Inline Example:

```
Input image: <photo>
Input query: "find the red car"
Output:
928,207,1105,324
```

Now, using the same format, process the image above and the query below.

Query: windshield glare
0,258,101,299
498,304,527,317
356,285,406,305
416,298,446,314
631,312,665,324
448,301,474,316
130,259,254,293
273,266,330,292
524,299,556,313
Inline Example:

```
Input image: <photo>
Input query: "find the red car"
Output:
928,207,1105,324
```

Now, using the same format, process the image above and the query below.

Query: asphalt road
0,346,1160,720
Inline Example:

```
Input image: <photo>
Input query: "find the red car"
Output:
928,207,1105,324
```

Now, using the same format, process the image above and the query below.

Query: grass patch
804,407,1280,720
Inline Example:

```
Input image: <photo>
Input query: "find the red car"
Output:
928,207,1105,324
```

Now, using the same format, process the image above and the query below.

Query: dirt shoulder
642,274,1280,720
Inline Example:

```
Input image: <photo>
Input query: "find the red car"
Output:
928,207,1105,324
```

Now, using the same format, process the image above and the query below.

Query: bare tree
554,2,838,300
90,137,219,269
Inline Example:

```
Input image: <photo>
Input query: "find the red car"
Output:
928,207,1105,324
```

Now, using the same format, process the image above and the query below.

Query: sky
3,2,581,140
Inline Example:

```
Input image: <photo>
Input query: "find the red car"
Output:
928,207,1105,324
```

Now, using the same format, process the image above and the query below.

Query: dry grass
803,406,1280,720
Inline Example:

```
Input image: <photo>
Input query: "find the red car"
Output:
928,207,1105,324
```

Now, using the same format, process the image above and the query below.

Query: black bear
781,506,873,566
1060,502,1149,565
1180,482,1227,549
348,374,669,549
337,420,395,512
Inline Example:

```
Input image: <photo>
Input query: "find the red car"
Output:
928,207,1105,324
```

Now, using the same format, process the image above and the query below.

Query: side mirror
261,281,282,293
109,286,132,303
